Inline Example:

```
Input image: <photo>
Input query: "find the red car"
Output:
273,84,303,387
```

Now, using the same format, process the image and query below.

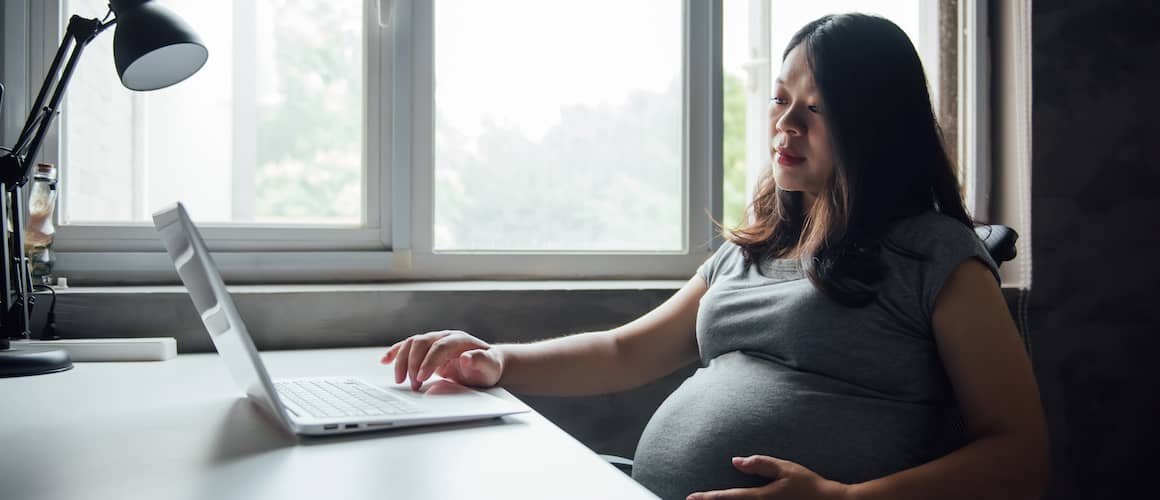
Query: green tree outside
248,0,752,239
722,72,749,234
255,0,362,222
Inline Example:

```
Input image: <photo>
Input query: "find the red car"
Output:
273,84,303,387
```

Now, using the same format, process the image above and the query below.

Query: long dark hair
728,13,971,306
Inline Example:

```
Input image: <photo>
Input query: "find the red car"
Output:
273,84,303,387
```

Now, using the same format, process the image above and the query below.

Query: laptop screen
153,202,292,431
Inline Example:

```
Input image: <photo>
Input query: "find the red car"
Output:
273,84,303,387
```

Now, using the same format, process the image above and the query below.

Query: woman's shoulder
715,238,742,255
883,211,999,278
886,211,980,252
698,239,738,282
882,212,1001,316
707,239,747,270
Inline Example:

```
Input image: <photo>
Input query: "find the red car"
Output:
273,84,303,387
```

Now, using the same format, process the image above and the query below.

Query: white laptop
153,202,528,436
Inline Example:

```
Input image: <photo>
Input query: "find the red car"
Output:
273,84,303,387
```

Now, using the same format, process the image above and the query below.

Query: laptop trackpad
416,380,477,396
384,379,515,413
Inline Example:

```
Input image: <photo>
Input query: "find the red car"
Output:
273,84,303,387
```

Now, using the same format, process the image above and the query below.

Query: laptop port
323,424,338,430
345,424,359,429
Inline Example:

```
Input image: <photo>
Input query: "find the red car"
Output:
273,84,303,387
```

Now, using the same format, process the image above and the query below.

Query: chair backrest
974,224,1018,267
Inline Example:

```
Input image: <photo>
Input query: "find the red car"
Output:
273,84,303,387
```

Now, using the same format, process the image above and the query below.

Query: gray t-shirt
632,212,999,500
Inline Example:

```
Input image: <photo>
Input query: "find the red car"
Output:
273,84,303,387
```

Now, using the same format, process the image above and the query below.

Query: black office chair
598,224,1020,475
973,224,1019,264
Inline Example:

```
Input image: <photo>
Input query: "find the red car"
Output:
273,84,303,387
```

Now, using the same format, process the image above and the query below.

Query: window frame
31,1,1035,284
393,0,721,280
958,0,991,221
0,0,724,283
3,0,397,283
45,0,389,248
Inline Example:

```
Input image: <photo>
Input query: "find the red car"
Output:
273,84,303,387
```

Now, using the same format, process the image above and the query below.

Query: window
16,0,386,265
390,0,715,280
432,0,684,253
721,0,988,229
63,0,365,227
1,1,986,283
0,0,718,282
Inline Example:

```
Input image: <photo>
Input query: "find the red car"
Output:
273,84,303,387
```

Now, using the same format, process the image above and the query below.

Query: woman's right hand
380,330,504,391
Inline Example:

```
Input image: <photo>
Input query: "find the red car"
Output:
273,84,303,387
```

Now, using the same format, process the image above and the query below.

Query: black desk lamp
0,0,207,377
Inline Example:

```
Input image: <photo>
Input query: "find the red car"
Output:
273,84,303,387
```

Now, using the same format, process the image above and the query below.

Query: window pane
62,0,364,225
433,0,683,252
722,1,934,230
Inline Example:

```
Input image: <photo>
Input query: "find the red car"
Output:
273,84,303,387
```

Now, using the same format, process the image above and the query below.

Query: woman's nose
775,108,803,136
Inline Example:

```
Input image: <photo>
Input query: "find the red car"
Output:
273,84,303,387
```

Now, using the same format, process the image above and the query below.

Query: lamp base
0,344,73,377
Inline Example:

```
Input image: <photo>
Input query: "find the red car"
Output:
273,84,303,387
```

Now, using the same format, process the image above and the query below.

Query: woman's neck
800,192,818,209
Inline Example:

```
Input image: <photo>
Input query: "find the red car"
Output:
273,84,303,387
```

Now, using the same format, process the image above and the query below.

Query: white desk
0,347,658,500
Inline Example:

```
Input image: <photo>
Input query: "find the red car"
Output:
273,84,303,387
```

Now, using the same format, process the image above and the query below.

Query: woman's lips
776,151,805,166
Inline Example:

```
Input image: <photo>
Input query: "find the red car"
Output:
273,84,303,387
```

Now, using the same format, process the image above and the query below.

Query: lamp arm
2,15,113,188
11,28,75,157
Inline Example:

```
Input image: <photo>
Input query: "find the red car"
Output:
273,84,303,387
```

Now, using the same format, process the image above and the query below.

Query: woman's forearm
845,431,1050,500
493,330,636,396
491,277,703,397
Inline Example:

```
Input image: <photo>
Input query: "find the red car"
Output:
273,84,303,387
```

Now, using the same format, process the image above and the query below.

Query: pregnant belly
632,351,954,500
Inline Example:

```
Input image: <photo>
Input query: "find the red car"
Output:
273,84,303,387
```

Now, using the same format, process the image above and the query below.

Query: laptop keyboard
275,378,419,418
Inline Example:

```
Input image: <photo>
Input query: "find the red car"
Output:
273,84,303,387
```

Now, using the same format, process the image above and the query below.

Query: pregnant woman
383,13,1049,500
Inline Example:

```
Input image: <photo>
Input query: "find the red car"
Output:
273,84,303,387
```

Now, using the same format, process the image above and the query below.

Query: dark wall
1030,1,1160,498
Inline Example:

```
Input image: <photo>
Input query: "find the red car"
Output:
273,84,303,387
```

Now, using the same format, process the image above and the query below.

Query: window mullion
687,0,723,252
390,0,422,265
229,0,258,223
961,0,990,220
743,0,772,209
368,0,390,249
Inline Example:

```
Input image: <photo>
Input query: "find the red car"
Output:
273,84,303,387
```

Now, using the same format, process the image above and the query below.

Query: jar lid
32,162,57,181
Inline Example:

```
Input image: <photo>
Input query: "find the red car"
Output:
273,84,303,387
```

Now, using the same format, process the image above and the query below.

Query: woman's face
769,45,835,206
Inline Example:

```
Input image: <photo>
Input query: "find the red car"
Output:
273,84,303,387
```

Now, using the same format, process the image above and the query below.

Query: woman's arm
384,276,706,397
845,259,1050,500
496,275,706,396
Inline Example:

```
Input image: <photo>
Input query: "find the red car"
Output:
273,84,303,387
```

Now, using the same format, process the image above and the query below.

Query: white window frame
393,0,720,280
959,0,990,221
2,0,723,283
4,0,395,283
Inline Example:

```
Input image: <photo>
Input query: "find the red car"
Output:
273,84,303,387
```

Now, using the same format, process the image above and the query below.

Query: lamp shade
110,0,208,91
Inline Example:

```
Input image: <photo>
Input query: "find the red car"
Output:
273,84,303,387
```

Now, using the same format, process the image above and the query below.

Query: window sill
52,279,688,295
53,250,709,284
39,280,685,354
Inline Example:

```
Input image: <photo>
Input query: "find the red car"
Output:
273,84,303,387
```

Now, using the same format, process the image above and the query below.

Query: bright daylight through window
63,0,364,226
36,0,972,280
433,0,684,252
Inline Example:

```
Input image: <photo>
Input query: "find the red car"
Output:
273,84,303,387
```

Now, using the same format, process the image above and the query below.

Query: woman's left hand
686,455,850,500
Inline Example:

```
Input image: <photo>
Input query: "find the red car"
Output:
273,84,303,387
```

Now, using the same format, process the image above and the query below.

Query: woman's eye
769,97,818,113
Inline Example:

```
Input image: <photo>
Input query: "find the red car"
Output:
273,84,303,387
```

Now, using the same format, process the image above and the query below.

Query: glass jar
24,163,58,285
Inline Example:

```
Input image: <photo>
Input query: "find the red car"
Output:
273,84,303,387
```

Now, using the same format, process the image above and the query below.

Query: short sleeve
915,218,1001,321
697,241,739,286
